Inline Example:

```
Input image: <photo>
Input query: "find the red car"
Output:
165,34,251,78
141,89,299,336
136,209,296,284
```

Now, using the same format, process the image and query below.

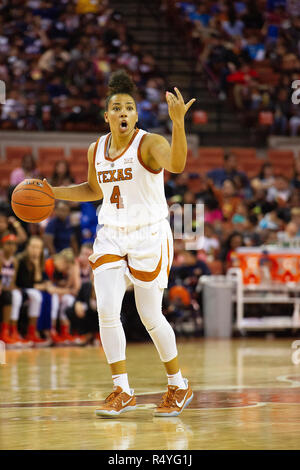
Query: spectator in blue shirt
189,5,211,27
206,153,249,189
44,201,78,256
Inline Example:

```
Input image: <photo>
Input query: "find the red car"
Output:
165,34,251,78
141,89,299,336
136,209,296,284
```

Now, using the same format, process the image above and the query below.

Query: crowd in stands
0,0,169,133
164,0,300,136
1,148,300,346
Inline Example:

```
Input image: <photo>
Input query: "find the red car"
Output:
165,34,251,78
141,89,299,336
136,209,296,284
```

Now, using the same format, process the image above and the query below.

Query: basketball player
44,70,195,417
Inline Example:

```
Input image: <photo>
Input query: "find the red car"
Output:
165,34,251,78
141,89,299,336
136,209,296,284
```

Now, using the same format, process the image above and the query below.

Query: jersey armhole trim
137,134,163,174
93,137,101,166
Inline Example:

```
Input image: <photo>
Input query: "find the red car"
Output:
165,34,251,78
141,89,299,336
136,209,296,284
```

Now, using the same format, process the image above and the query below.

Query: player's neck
110,128,136,152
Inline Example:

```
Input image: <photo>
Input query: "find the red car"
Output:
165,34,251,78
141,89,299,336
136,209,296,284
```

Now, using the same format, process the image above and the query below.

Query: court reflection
93,416,193,450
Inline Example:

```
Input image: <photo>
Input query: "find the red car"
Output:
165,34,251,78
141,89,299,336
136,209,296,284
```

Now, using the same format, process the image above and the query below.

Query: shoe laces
105,389,120,404
159,386,178,408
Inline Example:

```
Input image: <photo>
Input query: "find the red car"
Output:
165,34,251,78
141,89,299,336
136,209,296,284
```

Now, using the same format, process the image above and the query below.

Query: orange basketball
11,179,55,223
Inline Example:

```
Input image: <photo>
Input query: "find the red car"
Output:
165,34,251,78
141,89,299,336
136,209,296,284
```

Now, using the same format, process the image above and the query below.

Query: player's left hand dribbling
166,87,196,124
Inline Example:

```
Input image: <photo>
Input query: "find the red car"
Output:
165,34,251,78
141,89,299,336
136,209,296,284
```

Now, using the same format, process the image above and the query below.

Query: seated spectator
189,4,212,28
169,250,211,292
50,160,75,187
166,284,201,337
222,5,245,38
241,1,264,30
291,158,300,189
243,35,266,61
196,223,220,261
270,88,290,135
267,175,292,206
136,90,159,130
77,242,93,284
44,201,79,256
289,104,300,136
290,207,300,235
231,201,248,229
207,152,249,188
0,233,31,347
210,178,242,221
204,196,223,227
37,40,70,73
243,215,262,246
65,280,98,345
0,212,27,248
259,209,282,230
45,248,81,344
277,221,298,243
9,154,39,187
258,162,275,189
220,231,244,272
15,236,56,346
1,90,26,130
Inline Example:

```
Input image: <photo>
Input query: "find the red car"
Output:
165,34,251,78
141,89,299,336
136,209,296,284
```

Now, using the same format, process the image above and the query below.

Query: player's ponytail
105,70,136,109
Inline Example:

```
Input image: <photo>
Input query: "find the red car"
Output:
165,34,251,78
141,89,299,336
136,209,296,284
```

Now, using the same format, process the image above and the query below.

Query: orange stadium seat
198,148,224,169
37,163,54,178
72,167,87,182
198,147,224,159
6,146,33,164
37,147,65,162
0,162,15,187
230,148,257,160
267,149,294,163
70,148,89,161
239,160,261,178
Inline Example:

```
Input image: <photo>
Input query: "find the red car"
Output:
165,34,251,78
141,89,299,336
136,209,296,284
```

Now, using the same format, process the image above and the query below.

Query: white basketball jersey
94,128,169,228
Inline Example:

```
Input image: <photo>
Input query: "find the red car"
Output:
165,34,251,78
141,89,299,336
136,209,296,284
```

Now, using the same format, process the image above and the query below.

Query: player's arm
8,217,28,244
44,142,103,202
143,87,196,174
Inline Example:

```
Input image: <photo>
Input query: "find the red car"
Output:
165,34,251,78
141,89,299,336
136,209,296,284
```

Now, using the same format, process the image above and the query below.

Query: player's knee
11,289,22,310
139,309,165,332
97,300,120,328
27,289,42,304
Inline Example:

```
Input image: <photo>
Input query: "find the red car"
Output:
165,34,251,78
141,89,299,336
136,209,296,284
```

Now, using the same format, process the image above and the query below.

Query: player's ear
104,111,108,123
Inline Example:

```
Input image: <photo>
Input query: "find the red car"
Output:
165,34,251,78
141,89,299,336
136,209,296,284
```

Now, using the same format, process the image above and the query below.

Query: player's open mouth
120,121,128,130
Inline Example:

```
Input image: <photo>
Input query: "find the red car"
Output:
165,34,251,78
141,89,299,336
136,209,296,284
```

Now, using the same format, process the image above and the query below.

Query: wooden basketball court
0,338,300,450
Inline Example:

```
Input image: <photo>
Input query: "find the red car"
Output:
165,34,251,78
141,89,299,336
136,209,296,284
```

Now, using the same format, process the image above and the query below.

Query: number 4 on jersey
110,185,124,209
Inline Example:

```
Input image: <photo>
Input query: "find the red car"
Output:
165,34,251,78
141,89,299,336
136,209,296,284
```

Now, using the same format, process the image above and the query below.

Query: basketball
11,179,55,223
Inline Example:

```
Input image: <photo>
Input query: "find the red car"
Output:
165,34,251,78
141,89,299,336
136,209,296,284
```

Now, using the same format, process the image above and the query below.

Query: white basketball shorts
89,218,173,289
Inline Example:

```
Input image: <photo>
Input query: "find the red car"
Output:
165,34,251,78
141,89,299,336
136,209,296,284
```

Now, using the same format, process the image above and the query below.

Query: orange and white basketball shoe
95,386,137,418
154,379,193,417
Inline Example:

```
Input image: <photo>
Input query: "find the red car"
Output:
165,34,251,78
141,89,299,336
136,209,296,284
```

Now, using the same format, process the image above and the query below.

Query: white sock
167,370,187,389
112,373,131,395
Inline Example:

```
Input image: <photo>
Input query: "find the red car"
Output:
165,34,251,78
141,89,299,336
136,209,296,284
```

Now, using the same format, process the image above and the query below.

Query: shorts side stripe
128,247,162,282
89,254,127,270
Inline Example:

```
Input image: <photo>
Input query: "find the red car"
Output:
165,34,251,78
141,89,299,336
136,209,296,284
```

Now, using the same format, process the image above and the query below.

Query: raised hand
166,87,196,124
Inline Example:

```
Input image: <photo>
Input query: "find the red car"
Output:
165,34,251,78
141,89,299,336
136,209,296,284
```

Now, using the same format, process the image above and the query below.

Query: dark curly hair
105,70,137,110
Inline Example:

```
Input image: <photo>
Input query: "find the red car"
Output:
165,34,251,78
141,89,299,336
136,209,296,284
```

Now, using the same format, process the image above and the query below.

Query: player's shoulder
88,133,108,160
141,132,169,150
